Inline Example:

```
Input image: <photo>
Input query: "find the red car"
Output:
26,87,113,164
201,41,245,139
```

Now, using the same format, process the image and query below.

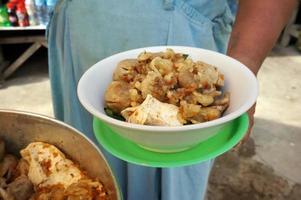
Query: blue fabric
47,0,235,199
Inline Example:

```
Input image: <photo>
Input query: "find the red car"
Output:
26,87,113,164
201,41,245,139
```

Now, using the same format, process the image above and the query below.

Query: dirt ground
206,46,301,200
207,138,301,200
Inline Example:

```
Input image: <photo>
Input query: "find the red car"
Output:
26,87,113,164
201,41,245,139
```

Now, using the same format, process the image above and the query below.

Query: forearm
227,0,297,75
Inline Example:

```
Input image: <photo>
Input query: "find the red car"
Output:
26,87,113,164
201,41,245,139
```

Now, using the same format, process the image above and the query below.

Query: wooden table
0,26,47,82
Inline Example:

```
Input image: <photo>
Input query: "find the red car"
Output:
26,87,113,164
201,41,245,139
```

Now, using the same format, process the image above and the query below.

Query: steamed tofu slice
20,142,83,189
121,94,183,126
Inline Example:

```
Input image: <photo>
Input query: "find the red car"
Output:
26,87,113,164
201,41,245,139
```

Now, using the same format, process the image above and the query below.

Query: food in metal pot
0,140,108,200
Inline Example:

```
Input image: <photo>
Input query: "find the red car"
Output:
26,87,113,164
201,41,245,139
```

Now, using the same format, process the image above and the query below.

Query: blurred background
0,0,300,199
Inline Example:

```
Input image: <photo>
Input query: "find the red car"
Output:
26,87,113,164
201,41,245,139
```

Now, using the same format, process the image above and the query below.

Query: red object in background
8,0,22,5
16,2,29,26
6,2,18,26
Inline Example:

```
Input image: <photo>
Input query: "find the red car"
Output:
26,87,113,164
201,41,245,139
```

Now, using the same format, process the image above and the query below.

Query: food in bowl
0,139,108,200
105,49,230,126
78,46,258,152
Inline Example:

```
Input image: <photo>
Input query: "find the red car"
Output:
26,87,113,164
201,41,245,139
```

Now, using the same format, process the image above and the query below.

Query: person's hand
233,103,256,150
227,50,260,151
226,0,297,151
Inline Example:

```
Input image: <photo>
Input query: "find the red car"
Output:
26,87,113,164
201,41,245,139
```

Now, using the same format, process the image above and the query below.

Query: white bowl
78,46,258,152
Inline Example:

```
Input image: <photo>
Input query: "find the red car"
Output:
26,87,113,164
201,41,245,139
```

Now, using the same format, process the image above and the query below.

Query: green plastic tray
93,113,248,167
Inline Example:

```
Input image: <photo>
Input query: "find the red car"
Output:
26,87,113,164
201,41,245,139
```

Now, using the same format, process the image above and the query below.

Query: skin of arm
227,0,298,144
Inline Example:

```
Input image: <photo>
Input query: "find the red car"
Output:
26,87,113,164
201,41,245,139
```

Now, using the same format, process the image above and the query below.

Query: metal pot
0,109,121,200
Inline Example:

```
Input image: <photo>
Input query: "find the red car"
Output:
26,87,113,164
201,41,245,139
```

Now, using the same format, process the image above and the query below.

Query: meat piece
175,57,194,72
149,57,173,76
0,155,18,181
137,51,165,62
15,159,29,177
214,92,230,107
192,92,214,106
105,81,132,113
201,87,222,97
179,101,201,119
182,94,197,105
176,58,197,88
64,179,106,200
7,175,34,200
167,87,197,106
113,59,139,81
194,61,224,88
0,187,14,200
167,90,181,105
140,71,167,102
33,185,65,200
137,52,153,62
178,70,196,88
163,72,178,87
194,106,222,122
121,95,183,126
0,177,7,188
216,74,224,87
34,179,107,200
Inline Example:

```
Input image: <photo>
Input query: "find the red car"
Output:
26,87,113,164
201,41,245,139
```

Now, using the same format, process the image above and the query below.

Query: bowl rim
77,45,259,132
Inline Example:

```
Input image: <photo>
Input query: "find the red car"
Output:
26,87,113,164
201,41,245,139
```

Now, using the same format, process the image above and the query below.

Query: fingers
232,104,256,151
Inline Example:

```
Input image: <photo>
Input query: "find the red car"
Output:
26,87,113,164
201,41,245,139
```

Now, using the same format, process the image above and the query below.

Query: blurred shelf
0,25,46,31
0,24,47,81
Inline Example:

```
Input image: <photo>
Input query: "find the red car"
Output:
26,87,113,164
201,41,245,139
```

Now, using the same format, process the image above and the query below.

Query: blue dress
47,0,235,199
